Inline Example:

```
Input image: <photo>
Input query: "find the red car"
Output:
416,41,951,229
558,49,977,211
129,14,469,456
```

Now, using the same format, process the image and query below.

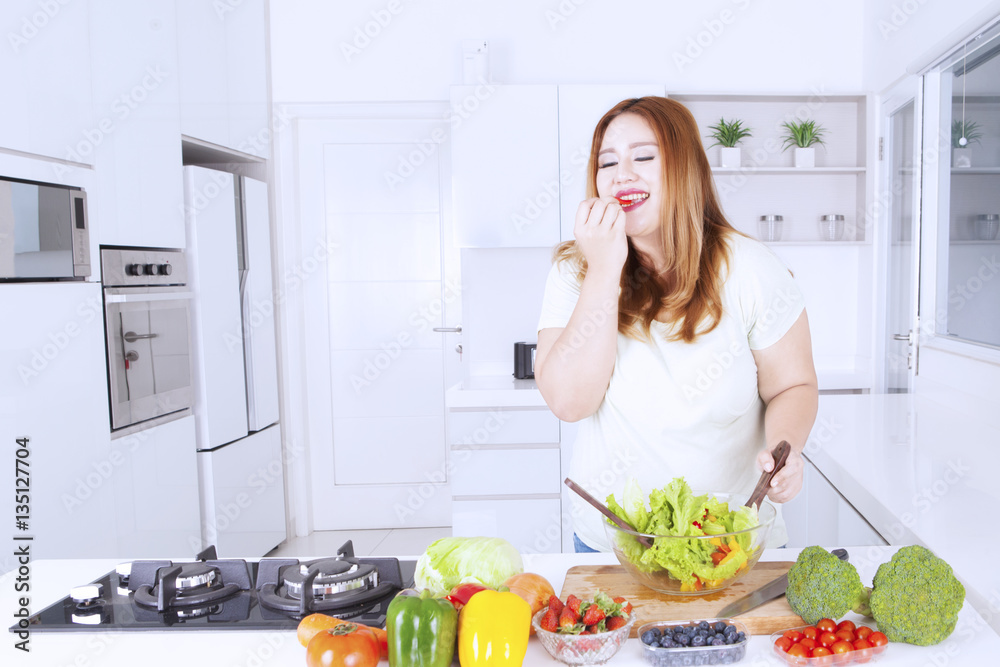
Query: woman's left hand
756,445,804,504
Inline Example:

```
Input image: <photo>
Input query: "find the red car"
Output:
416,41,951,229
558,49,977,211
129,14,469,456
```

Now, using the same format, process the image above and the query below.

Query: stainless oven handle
104,291,194,303
123,331,158,343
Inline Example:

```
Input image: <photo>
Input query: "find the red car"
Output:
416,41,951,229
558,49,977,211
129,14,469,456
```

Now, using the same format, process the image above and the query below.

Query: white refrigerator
184,165,285,557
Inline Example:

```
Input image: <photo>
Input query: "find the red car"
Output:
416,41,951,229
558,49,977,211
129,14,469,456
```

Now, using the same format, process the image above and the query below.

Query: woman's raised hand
574,196,628,278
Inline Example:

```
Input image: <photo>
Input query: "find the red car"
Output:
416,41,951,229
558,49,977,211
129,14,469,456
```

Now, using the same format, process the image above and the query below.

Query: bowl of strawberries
531,591,635,665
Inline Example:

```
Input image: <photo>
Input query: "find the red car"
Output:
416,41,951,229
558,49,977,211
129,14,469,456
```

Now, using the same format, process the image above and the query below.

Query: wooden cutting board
561,561,804,637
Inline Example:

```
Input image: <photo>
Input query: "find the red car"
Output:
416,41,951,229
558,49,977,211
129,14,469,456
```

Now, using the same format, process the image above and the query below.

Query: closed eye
598,161,617,169
635,156,654,162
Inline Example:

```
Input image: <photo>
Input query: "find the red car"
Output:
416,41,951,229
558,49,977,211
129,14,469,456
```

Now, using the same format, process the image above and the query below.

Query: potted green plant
780,120,827,168
708,117,752,168
951,119,982,168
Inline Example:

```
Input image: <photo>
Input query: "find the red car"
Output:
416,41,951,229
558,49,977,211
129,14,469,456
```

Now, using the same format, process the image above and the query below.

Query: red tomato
854,638,873,650
818,631,839,648
787,644,810,658
831,640,854,655
835,629,856,643
836,620,857,633
799,637,817,651
853,638,874,664
855,625,873,640
811,646,833,657
775,636,793,652
783,630,804,643
306,624,380,667
816,618,837,633
869,631,889,647
802,626,819,640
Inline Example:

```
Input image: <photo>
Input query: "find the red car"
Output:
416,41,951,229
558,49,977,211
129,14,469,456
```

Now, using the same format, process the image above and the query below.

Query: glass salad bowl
603,492,776,596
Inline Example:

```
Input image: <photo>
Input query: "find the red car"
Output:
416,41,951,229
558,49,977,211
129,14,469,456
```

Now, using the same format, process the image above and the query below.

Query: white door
879,78,923,393
295,110,459,529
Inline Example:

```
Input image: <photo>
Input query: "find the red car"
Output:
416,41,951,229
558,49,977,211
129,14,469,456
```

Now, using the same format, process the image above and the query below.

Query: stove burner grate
134,563,242,612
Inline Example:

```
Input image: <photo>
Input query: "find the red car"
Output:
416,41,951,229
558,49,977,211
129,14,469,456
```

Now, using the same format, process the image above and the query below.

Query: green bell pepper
387,589,458,667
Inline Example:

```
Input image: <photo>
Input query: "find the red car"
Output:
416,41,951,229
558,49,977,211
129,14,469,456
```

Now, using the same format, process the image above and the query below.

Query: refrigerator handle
240,268,256,429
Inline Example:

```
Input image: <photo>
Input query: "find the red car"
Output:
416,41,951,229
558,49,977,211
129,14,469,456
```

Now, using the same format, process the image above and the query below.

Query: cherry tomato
811,646,833,657
831,640,853,655
811,646,834,665
783,630,804,643
802,626,819,640
816,618,837,633
799,637,817,651
836,620,857,633
774,637,793,652
819,631,839,648
869,631,889,647
855,625,873,640
787,644,810,658
853,638,874,663
306,624,380,667
835,629,856,643
854,638,873,650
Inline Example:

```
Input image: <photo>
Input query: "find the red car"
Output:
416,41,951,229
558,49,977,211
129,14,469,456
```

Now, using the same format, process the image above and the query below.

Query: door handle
123,331,159,343
433,326,462,333
891,333,908,341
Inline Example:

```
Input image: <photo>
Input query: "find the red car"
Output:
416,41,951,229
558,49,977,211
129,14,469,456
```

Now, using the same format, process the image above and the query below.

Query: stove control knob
144,263,159,276
159,263,173,276
70,584,104,605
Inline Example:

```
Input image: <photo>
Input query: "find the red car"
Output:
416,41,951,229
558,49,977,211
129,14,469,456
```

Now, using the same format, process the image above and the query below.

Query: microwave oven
0,176,91,281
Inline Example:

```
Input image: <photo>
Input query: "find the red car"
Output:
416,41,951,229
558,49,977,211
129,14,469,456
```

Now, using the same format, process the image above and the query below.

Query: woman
535,97,818,552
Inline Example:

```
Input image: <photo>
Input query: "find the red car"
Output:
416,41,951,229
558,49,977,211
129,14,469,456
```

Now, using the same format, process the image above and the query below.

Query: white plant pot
720,146,741,169
952,147,971,169
794,147,815,168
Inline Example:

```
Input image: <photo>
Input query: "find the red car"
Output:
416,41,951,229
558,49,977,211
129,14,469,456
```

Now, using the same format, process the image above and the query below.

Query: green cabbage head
414,536,523,595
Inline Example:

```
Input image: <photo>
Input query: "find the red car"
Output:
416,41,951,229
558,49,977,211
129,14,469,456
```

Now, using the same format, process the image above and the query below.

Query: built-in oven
101,248,194,433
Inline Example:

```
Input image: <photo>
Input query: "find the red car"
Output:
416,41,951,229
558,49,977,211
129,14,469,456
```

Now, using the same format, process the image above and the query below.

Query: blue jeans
573,533,599,553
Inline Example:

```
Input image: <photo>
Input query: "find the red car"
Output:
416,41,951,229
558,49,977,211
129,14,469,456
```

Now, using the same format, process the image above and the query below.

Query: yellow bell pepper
457,589,531,666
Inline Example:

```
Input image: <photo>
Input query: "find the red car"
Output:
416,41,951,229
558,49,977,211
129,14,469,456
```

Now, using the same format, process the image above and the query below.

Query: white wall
863,0,1000,92
270,0,866,103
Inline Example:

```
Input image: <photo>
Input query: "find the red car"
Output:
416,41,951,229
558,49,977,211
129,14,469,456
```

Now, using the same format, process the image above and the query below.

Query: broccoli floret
869,545,965,646
786,546,871,625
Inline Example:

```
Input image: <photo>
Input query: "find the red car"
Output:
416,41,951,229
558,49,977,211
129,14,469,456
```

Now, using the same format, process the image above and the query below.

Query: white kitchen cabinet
111,416,202,558
783,457,887,548
448,407,563,553
0,282,116,563
0,1,95,164
450,85,560,247
557,84,667,241
89,0,185,249
176,0,270,157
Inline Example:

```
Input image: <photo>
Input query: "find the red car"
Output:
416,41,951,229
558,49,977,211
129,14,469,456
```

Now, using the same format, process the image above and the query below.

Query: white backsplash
461,247,554,378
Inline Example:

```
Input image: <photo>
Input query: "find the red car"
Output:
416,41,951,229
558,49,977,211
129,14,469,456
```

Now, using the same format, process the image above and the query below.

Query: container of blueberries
637,618,749,666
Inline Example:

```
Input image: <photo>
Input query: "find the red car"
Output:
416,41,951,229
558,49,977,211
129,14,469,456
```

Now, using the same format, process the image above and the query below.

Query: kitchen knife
716,548,848,619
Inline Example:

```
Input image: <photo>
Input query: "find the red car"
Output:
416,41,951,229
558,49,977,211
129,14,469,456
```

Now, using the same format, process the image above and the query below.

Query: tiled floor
266,526,452,558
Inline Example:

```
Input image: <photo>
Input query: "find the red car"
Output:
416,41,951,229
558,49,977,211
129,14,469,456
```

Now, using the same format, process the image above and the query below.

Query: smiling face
595,112,664,246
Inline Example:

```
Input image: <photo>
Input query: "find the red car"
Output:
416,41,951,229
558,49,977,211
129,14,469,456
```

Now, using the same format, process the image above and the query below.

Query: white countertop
446,375,548,408
4,548,998,666
807,394,1000,633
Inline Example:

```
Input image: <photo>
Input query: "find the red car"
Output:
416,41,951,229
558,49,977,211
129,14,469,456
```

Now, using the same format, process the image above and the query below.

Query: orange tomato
774,636,793,652
836,620,857,634
835,629,856,643
818,631,839,648
831,640,854,654
816,618,837,633
787,644,810,658
298,613,347,647
811,646,833,657
799,637,817,651
306,624,380,667
855,625,873,640
802,626,819,640
783,630,804,643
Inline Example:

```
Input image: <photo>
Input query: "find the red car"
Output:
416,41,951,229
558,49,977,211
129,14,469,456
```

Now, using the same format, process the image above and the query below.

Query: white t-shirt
537,233,805,550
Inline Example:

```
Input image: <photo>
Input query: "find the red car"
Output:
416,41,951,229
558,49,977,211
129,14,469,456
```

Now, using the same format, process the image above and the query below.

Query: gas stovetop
12,542,415,633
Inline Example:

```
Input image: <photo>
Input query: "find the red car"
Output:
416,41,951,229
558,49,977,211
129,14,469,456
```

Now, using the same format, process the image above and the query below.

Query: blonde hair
554,97,738,343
